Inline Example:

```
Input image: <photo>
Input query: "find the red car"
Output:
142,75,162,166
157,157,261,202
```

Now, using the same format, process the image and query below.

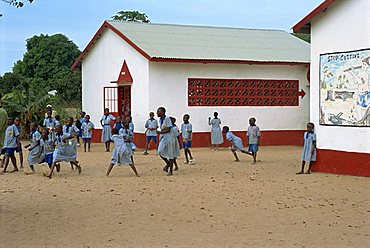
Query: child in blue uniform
181,114,195,165
106,128,139,177
143,112,158,155
113,116,123,131
81,115,94,152
222,126,252,162
39,129,55,169
43,109,56,140
63,117,80,170
1,117,20,173
100,108,116,152
24,122,42,174
14,117,23,168
247,117,261,164
46,125,81,179
157,107,177,176
297,122,317,174
170,117,180,171
208,112,223,150
119,120,135,165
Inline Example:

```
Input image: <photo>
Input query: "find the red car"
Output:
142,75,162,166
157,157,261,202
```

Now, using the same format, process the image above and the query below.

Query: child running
143,112,158,155
63,117,80,170
47,125,81,179
157,107,178,176
247,117,261,164
24,122,42,174
208,112,223,150
119,120,135,165
113,116,123,131
222,126,252,162
101,108,116,152
297,122,317,175
39,129,55,169
1,117,20,173
181,114,195,164
43,109,57,140
81,115,94,152
106,128,139,177
14,117,23,168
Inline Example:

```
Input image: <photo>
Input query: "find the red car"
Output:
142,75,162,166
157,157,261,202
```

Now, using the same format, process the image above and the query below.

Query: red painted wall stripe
90,129,305,147
313,149,370,177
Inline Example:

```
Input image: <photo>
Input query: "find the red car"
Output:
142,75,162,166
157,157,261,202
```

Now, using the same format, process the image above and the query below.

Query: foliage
1,0,33,8
12,34,82,106
112,10,150,23
292,33,310,43
0,72,22,97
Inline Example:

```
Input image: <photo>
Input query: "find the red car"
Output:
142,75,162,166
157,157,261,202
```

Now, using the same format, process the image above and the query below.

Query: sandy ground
1,144,370,248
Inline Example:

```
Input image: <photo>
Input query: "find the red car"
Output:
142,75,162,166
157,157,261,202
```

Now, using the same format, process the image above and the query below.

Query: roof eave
292,0,337,33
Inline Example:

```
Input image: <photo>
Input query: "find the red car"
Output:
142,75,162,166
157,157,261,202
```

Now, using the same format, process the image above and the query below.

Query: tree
0,72,22,97
112,10,150,23
2,0,33,8
12,34,82,106
292,33,310,43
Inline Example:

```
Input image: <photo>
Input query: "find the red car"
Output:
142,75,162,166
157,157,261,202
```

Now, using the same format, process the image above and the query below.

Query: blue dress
28,130,42,166
101,114,116,142
226,131,244,151
158,116,178,159
111,134,131,165
210,118,223,145
53,132,77,163
302,131,317,162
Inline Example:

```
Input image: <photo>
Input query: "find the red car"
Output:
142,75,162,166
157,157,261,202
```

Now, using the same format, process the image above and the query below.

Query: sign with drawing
319,49,370,127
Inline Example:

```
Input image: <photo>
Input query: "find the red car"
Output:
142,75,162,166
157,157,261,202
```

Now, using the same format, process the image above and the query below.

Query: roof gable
72,21,310,70
292,0,337,33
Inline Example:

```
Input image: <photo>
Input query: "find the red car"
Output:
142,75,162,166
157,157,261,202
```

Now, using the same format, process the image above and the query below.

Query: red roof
292,0,337,33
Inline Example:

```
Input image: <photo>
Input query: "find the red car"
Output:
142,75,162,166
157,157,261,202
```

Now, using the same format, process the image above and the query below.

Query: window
103,86,118,113
188,78,300,106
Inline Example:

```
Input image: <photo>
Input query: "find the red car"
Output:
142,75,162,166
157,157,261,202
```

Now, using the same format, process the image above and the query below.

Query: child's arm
24,144,30,149
28,140,40,151
208,117,211,125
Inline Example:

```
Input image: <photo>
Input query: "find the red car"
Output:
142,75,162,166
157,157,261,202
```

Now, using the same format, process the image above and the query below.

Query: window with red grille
188,78,300,106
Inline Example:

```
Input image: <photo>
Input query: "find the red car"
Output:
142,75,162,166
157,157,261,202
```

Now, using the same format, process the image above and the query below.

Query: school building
72,20,311,148
293,0,370,177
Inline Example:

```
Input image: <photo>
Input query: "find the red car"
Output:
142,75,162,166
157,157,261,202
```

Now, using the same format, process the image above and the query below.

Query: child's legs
129,164,139,176
88,140,91,151
300,161,306,172
307,161,314,172
231,149,239,161
168,159,174,175
160,156,170,166
48,162,57,178
9,154,18,171
106,163,115,176
173,158,178,169
19,152,23,168
184,149,189,162
83,139,87,151
252,152,257,162
3,155,9,172
131,155,134,164
187,148,193,159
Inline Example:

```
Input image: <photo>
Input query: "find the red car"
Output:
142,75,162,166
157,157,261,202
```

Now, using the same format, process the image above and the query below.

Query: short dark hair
184,114,190,118
158,107,166,113
222,126,229,132
307,122,315,128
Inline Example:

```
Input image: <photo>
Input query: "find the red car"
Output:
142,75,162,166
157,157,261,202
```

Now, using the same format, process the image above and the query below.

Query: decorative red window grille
188,78,300,106
103,86,118,113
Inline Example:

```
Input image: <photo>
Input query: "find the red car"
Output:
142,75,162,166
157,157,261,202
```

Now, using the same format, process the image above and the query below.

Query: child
297,122,317,175
156,107,177,176
106,128,139,177
43,109,56,139
208,112,223,150
63,117,80,170
170,117,180,171
119,120,135,165
1,117,20,173
78,111,86,146
181,114,195,164
222,126,252,162
100,108,116,152
143,112,158,155
14,117,24,168
55,115,61,126
81,115,95,152
113,116,123,131
24,122,42,174
39,129,54,169
46,125,81,179
247,117,261,164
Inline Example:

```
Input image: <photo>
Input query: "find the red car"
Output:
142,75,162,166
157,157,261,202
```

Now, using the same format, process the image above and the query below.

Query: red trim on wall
90,129,305,147
292,0,337,33
151,57,309,66
314,149,370,177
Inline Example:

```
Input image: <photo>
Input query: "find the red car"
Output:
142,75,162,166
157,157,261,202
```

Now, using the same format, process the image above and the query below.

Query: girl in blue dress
100,108,116,152
297,122,317,174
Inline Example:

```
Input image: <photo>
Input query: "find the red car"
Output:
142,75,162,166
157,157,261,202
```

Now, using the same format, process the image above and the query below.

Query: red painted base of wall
91,129,305,148
313,149,370,177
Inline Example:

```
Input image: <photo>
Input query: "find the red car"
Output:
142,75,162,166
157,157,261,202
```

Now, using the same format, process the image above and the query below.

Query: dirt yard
1,145,369,247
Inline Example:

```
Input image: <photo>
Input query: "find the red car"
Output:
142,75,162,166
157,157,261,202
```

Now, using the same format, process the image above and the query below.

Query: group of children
0,105,317,178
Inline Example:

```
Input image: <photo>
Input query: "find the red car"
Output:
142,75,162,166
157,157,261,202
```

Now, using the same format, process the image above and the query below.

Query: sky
0,0,322,75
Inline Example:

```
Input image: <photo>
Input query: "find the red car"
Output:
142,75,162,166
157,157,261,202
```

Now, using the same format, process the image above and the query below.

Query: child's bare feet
167,172,173,176
305,170,311,174
233,159,240,162
296,171,304,175
174,167,179,171
77,165,82,174
163,165,168,172
136,174,140,177
10,168,19,173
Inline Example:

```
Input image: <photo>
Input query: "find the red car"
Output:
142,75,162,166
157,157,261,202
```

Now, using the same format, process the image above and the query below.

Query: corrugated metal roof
107,20,310,63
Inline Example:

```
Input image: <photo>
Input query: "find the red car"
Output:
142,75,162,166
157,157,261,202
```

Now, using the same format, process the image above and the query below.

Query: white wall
310,0,370,153
147,62,310,132
82,29,149,128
